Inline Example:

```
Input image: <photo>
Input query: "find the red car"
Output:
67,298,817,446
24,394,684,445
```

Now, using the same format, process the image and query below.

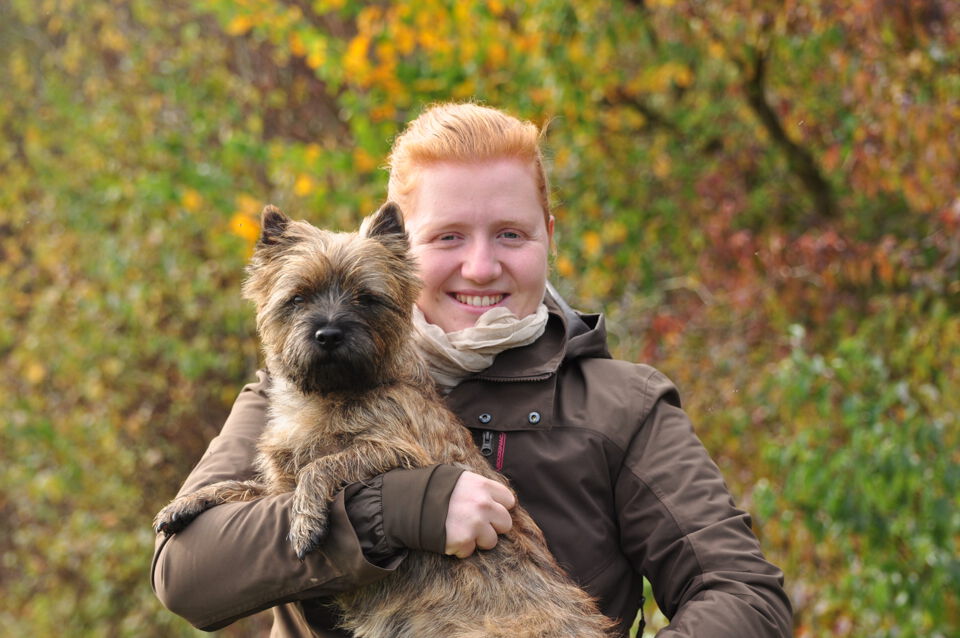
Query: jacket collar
444,286,610,430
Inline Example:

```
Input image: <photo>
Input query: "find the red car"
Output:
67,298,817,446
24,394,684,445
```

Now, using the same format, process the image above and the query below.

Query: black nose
315,326,344,349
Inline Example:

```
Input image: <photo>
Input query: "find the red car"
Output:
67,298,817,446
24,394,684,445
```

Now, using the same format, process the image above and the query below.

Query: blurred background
1,0,957,636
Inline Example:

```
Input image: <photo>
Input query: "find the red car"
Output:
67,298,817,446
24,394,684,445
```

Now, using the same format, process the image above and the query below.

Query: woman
151,103,792,637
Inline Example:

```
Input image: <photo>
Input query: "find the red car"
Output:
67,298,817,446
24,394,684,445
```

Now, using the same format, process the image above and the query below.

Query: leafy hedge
1,1,957,636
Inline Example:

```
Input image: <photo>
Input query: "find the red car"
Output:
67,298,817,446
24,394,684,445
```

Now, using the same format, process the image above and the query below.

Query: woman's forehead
409,159,540,210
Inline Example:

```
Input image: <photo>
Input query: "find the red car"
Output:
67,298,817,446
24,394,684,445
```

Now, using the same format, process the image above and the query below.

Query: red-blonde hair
386,103,551,224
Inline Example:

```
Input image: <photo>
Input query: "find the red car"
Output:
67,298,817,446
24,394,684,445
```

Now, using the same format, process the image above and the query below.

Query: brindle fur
154,203,614,637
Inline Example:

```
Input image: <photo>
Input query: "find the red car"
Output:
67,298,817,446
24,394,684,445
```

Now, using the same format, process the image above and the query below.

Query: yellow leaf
875,251,894,285
226,15,254,36
47,13,64,35
822,145,841,172
353,149,377,173
452,78,476,98
487,41,507,67
707,41,725,60
26,361,46,385
516,33,539,54
568,38,587,65
314,0,346,10
394,24,417,55
181,188,203,212
601,221,628,244
357,6,383,32
289,32,307,58
370,103,397,122
294,174,315,196
418,29,440,51
376,40,397,65
556,255,575,279
230,213,260,244
285,4,304,23
99,26,129,53
673,64,693,88
653,153,672,178
583,230,602,259
103,357,123,378
345,35,371,83
236,193,261,216
307,43,327,70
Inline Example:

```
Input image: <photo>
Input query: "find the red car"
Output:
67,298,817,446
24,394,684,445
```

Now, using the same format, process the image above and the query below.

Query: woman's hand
444,471,516,558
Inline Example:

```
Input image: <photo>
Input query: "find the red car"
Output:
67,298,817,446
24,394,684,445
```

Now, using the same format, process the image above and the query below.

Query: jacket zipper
479,430,506,471
473,372,553,383
479,431,495,457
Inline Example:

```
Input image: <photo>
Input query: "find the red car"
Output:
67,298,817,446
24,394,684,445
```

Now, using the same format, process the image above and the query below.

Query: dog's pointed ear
361,201,406,240
258,205,290,246
361,202,410,257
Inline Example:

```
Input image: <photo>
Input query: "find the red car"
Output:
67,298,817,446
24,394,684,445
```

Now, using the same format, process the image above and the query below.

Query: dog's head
243,202,421,395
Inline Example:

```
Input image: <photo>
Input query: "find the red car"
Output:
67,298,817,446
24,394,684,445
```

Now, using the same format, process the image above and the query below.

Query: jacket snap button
528,411,541,424
478,413,492,424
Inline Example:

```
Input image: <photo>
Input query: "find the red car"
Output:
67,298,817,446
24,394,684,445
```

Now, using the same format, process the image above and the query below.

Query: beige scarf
412,303,549,390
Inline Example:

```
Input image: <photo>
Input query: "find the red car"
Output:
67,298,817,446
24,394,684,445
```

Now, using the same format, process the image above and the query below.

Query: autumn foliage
1,1,957,636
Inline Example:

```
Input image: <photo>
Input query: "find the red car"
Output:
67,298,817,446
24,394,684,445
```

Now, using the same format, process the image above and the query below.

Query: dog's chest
257,404,350,478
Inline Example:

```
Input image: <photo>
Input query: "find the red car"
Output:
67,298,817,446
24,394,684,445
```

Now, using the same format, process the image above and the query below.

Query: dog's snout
315,326,344,349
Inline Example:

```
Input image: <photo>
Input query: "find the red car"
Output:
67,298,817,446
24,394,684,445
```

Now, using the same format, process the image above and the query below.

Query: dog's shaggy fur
154,203,613,637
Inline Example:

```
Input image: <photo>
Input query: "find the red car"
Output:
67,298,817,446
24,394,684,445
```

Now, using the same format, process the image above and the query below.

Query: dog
154,203,613,637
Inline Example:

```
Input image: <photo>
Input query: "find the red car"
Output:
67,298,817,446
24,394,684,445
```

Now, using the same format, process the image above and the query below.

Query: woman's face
404,158,554,333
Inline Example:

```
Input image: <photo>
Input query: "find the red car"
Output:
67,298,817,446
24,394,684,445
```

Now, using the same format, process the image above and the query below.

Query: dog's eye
356,293,378,306
291,294,305,306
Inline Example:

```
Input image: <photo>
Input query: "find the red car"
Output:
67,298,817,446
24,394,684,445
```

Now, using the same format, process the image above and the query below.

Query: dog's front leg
289,442,429,559
154,479,267,535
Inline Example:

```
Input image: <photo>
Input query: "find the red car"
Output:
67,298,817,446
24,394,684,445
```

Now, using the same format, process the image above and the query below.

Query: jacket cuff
376,464,464,554
343,475,395,566
322,489,403,584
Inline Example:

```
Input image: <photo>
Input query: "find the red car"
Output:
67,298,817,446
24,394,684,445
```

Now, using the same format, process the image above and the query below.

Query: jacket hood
546,282,611,362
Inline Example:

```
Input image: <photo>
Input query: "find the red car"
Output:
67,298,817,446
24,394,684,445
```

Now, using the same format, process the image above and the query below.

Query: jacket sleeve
346,463,464,563
150,370,400,631
615,369,793,637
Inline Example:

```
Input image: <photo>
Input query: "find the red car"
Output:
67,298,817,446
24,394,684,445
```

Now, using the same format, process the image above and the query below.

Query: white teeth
456,294,504,307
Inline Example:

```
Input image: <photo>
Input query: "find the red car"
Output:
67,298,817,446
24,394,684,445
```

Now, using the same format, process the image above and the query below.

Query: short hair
386,103,551,224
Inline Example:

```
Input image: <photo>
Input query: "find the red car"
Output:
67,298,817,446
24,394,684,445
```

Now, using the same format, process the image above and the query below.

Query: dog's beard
277,324,384,395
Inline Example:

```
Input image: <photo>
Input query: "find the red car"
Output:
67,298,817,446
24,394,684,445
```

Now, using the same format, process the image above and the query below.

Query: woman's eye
500,231,521,240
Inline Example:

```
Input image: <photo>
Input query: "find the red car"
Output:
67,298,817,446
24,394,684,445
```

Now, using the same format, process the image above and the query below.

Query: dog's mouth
288,355,379,395
453,293,506,308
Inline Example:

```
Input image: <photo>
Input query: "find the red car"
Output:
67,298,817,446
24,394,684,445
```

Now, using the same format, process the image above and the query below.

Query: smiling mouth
454,293,505,308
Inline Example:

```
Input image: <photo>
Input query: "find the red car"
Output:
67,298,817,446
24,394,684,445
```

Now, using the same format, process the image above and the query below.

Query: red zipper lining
479,430,507,471
495,432,506,471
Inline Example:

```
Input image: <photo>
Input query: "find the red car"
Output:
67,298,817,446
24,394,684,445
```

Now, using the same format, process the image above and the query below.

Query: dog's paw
154,500,205,535
289,513,329,560
155,509,188,535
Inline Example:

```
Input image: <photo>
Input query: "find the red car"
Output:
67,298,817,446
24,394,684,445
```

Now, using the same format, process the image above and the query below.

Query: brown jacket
151,294,792,636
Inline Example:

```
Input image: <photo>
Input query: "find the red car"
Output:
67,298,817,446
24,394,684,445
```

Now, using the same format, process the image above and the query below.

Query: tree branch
742,48,836,219
606,88,683,136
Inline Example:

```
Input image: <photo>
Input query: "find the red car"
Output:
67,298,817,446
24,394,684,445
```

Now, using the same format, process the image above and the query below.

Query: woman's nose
461,240,502,283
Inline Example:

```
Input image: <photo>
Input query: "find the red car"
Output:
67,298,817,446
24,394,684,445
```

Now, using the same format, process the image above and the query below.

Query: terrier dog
154,203,613,637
